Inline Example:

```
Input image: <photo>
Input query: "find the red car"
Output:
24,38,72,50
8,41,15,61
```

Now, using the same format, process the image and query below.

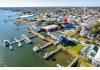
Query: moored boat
9,45,13,50
33,46,40,52
4,40,10,47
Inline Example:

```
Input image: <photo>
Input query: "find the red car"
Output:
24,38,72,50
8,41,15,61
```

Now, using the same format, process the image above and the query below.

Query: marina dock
14,38,22,47
33,42,53,52
4,34,37,50
43,47,62,59
40,42,53,50
9,34,37,45
21,34,32,44
67,57,80,67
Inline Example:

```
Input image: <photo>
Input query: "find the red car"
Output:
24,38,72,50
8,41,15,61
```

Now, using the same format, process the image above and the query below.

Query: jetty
43,47,62,59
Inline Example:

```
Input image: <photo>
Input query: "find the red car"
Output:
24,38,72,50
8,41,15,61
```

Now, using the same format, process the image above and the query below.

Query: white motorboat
9,45,13,50
4,40,10,47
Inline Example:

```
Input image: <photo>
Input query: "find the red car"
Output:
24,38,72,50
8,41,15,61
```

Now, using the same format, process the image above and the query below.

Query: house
80,26,88,36
63,23,76,30
81,44,99,59
47,31,63,41
87,33,96,39
57,35,76,46
46,31,72,45
92,47,100,67
56,16,63,22
80,23,89,36
63,17,69,24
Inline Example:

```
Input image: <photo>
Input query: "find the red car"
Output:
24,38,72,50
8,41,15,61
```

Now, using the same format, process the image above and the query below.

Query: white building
19,14,35,21
92,48,100,67
81,44,100,67
42,25,58,31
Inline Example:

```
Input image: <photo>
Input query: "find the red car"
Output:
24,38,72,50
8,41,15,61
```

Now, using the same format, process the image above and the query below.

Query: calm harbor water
0,9,48,67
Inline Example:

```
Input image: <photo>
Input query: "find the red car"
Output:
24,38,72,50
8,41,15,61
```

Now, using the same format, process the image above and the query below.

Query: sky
0,0,100,7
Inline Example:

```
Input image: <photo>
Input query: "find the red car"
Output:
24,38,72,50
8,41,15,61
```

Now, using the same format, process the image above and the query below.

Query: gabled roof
93,48,100,62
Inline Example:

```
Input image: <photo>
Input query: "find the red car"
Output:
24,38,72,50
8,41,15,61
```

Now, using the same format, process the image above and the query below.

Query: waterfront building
42,25,58,32
81,44,98,59
92,47,100,67
19,14,35,21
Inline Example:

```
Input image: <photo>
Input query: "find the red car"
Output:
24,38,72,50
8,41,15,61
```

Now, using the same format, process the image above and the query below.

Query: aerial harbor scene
0,7,100,67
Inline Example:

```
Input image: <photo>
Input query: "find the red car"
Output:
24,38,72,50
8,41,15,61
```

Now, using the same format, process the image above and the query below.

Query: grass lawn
67,44,83,54
64,44,92,67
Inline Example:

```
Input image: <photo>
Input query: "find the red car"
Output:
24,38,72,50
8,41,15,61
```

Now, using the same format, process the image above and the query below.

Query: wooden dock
33,42,53,52
9,34,37,45
67,57,80,67
40,42,53,50
21,34,32,44
43,47,62,59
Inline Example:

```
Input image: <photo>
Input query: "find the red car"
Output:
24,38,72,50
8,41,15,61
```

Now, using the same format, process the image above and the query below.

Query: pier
40,42,53,50
43,47,62,59
9,34,37,45
33,42,53,52
4,34,37,50
14,37,22,47
21,34,32,44
67,57,80,67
